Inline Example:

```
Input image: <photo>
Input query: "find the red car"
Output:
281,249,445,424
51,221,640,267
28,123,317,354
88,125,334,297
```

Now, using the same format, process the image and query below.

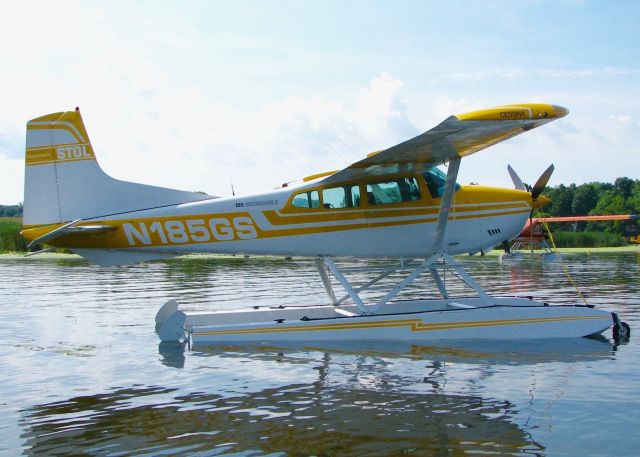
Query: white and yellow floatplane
20,103,630,345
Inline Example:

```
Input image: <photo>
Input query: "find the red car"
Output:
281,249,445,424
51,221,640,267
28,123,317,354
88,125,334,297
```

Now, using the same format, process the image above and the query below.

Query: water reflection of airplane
20,383,536,456
20,104,629,343
24,337,617,456
159,336,615,369
501,214,638,262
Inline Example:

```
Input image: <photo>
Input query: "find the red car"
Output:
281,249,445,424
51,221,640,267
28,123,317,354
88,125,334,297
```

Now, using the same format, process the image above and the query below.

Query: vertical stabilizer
23,108,214,227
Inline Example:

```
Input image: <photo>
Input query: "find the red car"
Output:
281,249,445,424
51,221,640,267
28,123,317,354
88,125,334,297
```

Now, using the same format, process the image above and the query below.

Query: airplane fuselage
23,173,534,261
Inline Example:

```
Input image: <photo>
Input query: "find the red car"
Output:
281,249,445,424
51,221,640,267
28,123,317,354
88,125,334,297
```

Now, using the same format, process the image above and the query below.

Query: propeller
507,164,526,191
531,164,554,201
507,163,554,207
505,164,555,254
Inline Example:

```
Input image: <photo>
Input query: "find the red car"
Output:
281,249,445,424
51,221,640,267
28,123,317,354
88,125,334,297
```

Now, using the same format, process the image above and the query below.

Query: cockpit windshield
422,167,460,198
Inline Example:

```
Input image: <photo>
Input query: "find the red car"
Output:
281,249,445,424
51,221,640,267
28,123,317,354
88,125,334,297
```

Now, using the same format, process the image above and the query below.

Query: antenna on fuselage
230,173,236,196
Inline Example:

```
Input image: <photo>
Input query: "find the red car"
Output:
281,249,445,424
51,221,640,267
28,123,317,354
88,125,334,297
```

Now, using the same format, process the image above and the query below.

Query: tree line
541,177,640,234
0,204,22,217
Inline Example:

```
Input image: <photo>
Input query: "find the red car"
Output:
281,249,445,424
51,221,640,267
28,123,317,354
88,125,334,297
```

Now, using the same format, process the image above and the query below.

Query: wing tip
455,103,569,122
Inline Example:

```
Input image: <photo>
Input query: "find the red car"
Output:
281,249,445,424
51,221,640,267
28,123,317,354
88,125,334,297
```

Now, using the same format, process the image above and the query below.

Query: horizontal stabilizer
27,220,117,248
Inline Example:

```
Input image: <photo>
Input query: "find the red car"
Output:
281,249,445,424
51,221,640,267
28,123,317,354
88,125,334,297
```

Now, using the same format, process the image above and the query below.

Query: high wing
321,103,568,185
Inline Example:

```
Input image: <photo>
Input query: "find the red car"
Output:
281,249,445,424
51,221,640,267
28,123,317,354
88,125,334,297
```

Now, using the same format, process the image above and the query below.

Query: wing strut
315,157,494,314
427,157,493,305
431,157,461,253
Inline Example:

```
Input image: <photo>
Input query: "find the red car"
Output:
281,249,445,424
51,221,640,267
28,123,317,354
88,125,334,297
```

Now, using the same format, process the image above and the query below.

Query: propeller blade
507,164,527,191
531,164,554,200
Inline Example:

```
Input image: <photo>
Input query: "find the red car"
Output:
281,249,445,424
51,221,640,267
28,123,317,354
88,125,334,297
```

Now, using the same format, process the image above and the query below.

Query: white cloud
5,66,639,205
609,114,631,125
449,68,528,82
141,72,417,195
428,97,484,122
2,2,639,205
538,67,639,78
2,71,418,203
443,67,640,83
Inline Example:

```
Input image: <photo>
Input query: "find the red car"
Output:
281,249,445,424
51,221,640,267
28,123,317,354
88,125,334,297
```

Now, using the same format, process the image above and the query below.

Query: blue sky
1,0,639,203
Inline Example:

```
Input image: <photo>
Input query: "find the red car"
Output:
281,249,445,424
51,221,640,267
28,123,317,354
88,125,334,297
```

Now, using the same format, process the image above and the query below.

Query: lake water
0,252,639,456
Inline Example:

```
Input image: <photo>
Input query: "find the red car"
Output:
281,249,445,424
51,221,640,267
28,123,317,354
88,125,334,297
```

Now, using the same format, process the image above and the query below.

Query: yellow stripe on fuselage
20,185,533,250
264,201,528,226
20,205,530,249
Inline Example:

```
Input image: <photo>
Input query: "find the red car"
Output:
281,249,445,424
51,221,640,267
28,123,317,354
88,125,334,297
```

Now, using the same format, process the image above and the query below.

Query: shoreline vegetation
0,217,26,252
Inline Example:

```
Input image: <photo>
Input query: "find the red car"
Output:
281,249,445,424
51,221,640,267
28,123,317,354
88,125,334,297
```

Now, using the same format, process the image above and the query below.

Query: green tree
568,183,600,231
589,190,627,232
626,180,640,215
545,184,576,216
0,204,23,217
572,183,599,215
614,177,634,199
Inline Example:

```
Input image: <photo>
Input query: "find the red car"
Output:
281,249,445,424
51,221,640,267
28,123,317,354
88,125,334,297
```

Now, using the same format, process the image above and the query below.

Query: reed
0,217,26,252
551,230,627,248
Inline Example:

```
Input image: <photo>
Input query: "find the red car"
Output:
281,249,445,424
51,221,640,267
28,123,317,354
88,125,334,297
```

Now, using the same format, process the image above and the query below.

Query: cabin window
322,184,361,209
423,167,460,198
350,185,361,207
292,190,320,208
366,177,421,205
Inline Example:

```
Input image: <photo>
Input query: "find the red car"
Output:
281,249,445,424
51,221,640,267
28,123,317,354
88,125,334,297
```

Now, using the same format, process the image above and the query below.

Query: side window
367,182,401,205
292,192,310,208
423,167,460,198
398,177,421,201
292,190,321,208
321,184,361,209
322,187,347,208
350,185,361,207
366,178,421,205
309,190,320,208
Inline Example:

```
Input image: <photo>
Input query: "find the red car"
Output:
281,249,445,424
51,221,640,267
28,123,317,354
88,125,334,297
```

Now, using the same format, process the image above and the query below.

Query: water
0,252,639,456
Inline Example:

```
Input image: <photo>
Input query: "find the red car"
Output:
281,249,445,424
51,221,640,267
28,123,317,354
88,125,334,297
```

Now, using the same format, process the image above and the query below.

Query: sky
1,0,639,204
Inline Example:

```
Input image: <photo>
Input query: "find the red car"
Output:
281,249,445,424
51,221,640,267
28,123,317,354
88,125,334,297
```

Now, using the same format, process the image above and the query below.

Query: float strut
322,257,369,314
315,257,338,305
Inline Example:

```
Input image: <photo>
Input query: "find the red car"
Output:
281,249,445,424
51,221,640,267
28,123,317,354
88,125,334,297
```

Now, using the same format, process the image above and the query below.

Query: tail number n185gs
123,217,257,246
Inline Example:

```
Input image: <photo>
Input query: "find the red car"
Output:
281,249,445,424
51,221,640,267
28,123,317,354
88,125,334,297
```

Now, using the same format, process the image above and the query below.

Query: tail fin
23,108,214,227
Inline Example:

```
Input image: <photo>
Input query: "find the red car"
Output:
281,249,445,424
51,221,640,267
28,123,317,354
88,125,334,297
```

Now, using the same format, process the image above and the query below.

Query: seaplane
500,212,638,261
20,103,631,345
